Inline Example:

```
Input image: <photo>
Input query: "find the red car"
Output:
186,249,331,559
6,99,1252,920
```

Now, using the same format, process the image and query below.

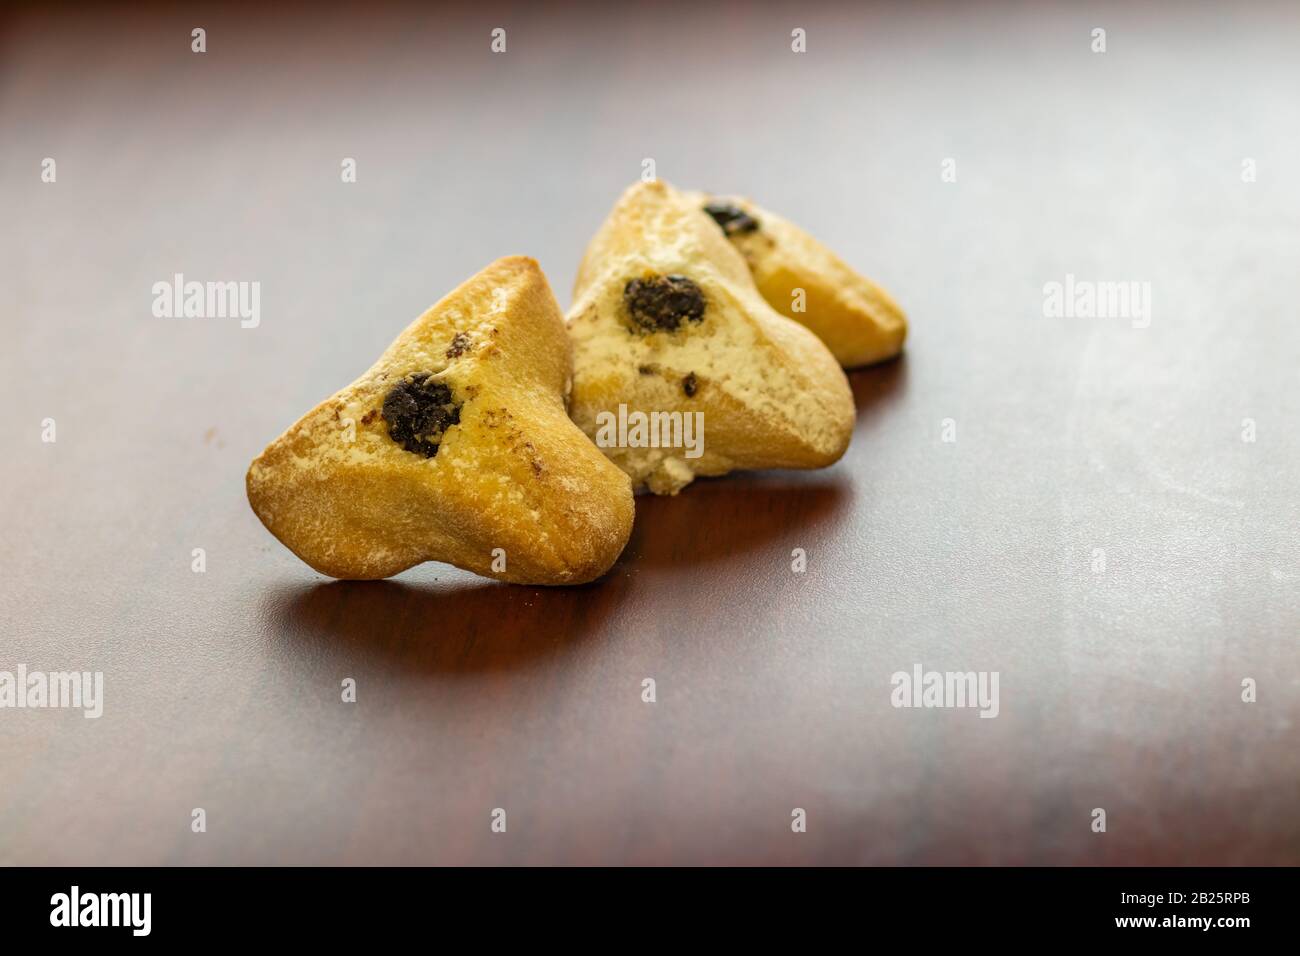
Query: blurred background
2,1,1297,864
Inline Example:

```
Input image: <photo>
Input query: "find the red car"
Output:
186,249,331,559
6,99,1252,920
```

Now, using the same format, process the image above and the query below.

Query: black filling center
381,373,461,458
623,274,706,332
702,201,760,235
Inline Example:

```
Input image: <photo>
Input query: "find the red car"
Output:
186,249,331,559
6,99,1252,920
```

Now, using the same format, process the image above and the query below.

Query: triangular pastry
567,180,855,495
686,190,907,368
247,256,634,584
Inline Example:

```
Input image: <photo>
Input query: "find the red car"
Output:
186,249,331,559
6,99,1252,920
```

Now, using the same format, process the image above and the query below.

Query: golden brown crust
687,191,908,368
246,256,634,584
567,181,855,495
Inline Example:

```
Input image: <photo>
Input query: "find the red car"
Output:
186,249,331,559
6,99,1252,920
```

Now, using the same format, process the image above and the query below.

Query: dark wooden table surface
2,1,1297,865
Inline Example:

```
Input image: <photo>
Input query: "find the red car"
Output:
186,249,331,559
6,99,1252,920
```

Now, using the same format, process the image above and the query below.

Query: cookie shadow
849,352,908,431
260,573,627,675
623,355,903,568
627,474,853,568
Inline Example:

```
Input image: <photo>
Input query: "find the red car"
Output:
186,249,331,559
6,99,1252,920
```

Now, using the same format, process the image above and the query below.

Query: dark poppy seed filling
702,201,760,235
623,274,706,332
381,373,461,458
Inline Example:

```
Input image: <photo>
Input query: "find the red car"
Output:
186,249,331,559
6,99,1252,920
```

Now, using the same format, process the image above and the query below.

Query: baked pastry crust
247,256,634,583
568,180,855,495
688,191,907,368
